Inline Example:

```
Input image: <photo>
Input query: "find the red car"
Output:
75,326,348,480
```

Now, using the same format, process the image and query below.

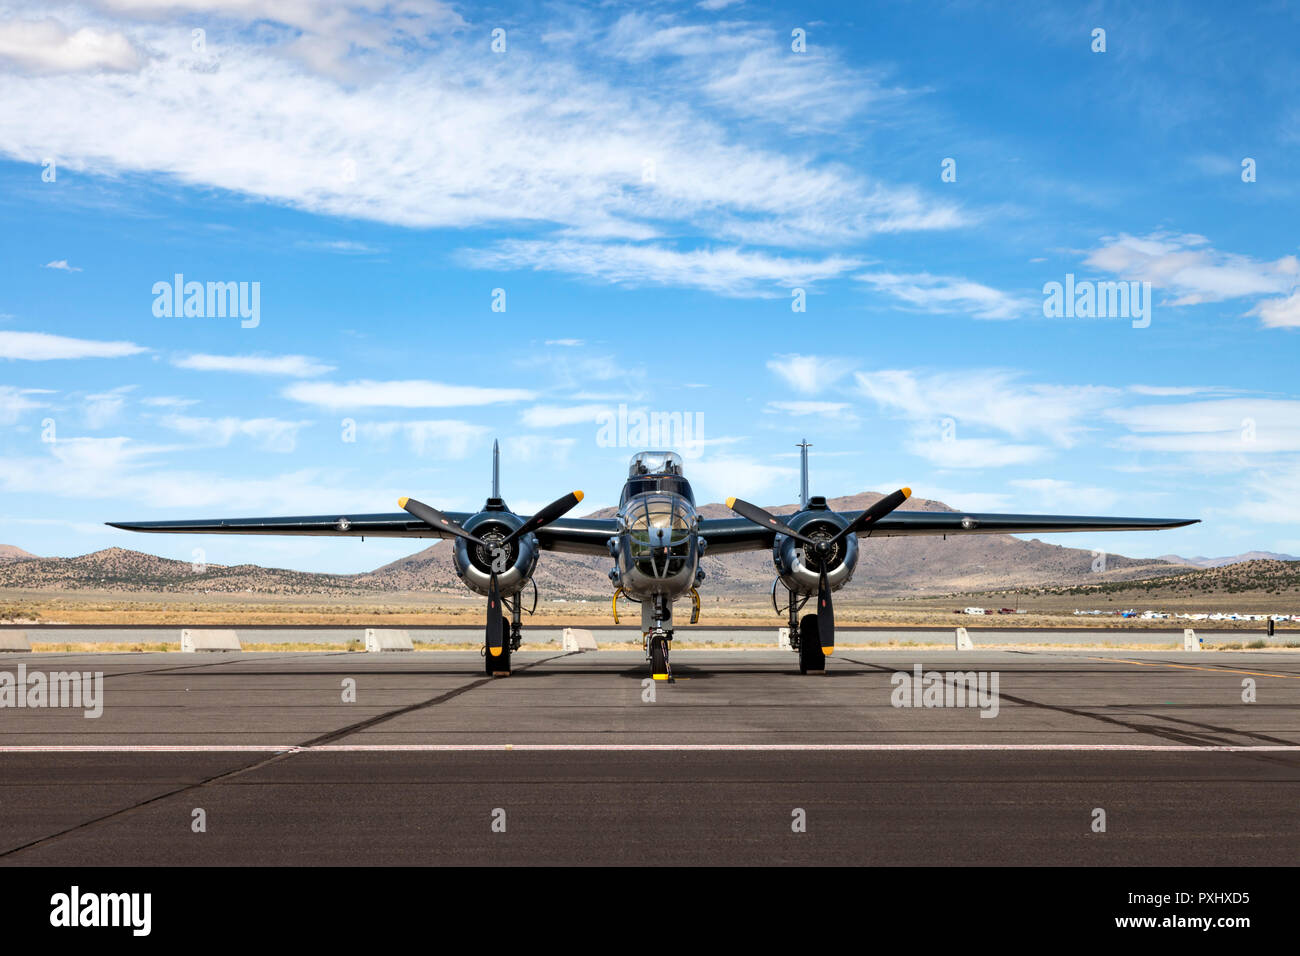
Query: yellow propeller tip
573,490,584,502
901,487,912,498
822,647,834,655
725,496,737,508
397,496,409,508
488,647,502,657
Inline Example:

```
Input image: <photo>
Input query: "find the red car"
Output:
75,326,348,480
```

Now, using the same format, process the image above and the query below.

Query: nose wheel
648,631,673,683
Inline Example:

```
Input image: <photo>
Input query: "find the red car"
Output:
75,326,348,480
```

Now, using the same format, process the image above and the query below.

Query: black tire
799,615,825,674
650,634,669,680
485,614,512,676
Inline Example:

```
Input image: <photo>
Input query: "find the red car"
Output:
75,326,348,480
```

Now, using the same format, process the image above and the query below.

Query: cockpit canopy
628,450,684,478
622,451,694,506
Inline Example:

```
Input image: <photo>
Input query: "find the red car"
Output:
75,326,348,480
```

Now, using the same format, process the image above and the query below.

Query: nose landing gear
647,630,673,683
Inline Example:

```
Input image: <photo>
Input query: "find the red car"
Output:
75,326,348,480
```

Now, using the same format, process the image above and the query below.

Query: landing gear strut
783,586,825,675
644,594,674,682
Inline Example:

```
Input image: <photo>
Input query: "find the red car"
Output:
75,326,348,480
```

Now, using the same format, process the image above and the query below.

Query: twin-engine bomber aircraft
109,442,1198,680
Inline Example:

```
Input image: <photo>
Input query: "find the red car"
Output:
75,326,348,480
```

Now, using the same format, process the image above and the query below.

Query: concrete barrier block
365,629,414,652
0,630,31,652
1183,628,1202,652
778,627,791,650
562,627,598,651
181,629,241,652
955,627,974,650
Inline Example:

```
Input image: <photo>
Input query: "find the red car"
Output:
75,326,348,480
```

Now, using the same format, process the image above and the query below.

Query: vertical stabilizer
492,439,500,498
797,439,812,509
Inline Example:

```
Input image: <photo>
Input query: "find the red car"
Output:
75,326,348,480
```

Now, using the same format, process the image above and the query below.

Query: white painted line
0,745,298,753
0,743,1297,753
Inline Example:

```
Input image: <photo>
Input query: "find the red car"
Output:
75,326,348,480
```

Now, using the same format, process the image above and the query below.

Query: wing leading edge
106,513,619,555
698,511,1199,555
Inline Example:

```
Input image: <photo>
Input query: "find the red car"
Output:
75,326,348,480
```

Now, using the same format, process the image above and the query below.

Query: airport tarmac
1,648,1297,865
6,625,1281,645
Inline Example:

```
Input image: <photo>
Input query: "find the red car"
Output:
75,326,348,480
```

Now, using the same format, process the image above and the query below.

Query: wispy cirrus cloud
158,414,311,453
856,369,1117,447
856,271,1031,320
520,404,608,428
355,420,487,459
0,330,148,361
767,354,856,395
0,385,49,424
173,353,335,377
0,9,961,288
463,240,862,297
284,379,534,409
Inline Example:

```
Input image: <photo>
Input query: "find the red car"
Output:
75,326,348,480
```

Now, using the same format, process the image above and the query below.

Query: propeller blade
817,569,835,655
726,497,818,547
399,497,487,547
503,490,585,544
485,573,505,656
832,487,912,543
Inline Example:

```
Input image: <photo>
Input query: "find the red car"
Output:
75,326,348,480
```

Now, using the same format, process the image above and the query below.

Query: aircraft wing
698,511,1199,555
107,513,620,555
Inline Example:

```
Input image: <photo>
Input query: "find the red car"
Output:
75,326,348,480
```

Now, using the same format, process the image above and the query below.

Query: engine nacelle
773,507,859,596
451,511,540,598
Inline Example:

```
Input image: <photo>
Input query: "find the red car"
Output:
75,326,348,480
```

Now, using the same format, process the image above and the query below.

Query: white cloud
1084,232,1300,324
520,404,609,428
158,414,311,453
0,386,48,424
500,434,578,464
1250,290,1300,329
0,330,148,361
767,353,856,394
906,437,1047,469
43,259,82,272
464,241,862,297
84,385,135,428
857,271,1029,320
0,19,142,74
1009,478,1120,512
356,420,487,459
141,395,198,408
687,456,798,503
1108,398,1300,454
913,487,1013,512
855,369,1116,446
0,14,960,271
1237,461,1300,525
173,352,335,377
0,436,380,514
764,401,851,416
545,338,584,347
284,379,534,409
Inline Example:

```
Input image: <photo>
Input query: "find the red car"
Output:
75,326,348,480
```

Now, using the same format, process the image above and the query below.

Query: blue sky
1,0,1298,573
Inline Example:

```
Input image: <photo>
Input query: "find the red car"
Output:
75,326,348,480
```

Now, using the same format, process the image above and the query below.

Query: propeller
726,487,912,655
400,490,585,657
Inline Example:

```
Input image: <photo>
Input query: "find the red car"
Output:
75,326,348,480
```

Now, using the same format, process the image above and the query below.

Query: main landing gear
797,614,825,675
778,584,828,675
484,591,528,677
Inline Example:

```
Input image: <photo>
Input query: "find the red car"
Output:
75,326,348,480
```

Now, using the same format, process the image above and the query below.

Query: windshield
624,493,695,579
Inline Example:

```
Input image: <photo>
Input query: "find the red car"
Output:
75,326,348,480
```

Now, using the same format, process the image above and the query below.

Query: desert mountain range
0,492,1201,598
